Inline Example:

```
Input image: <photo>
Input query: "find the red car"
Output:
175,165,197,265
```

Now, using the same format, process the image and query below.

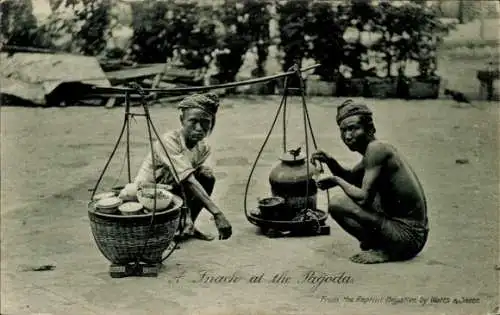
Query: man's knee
328,189,357,217
196,166,216,192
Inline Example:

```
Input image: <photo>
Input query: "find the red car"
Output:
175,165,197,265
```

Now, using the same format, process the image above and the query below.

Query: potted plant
405,5,454,99
407,40,442,99
305,1,345,96
365,2,401,99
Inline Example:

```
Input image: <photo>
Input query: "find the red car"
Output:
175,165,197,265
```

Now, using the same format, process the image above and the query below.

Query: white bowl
118,202,144,216
137,188,173,211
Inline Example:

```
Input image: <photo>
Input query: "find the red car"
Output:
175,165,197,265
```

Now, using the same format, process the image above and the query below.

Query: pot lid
280,148,307,162
96,197,122,209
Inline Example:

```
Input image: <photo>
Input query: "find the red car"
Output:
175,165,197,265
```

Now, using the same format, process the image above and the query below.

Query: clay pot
268,148,318,219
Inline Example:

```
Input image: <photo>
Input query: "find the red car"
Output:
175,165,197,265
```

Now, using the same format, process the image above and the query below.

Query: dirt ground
1,96,499,315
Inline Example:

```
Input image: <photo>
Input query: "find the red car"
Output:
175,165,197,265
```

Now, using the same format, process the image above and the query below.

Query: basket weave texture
88,196,182,264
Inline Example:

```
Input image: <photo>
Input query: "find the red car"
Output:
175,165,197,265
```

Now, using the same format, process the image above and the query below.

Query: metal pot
268,148,317,219
258,196,285,220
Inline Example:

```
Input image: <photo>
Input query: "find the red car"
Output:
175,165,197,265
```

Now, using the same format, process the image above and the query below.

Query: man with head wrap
132,92,232,241
311,100,428,264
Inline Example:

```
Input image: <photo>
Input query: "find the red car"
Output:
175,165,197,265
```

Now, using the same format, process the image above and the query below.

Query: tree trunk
458,0,465,24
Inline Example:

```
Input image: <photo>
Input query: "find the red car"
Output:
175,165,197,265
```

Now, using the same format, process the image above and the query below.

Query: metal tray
247,209,328,232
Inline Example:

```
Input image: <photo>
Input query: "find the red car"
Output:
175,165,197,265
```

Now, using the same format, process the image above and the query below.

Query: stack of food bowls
95,197,123,214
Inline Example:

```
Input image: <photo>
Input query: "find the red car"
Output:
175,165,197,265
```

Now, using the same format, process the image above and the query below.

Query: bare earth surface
1,96,499,315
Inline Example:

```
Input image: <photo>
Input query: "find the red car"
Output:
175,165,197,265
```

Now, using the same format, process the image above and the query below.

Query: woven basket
88,196,182,265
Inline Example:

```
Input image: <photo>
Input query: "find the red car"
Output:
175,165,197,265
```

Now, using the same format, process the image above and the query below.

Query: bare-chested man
311,100,428,264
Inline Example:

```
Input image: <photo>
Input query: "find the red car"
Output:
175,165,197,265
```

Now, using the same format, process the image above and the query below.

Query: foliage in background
129,1,217,70
408,5,455,77
341,0,380,79
174,4,218,70
370,2,454,78
370,2,411,78
1,0,111,56
0,0,54,49
276,0,309,74
246,1,271,77
71,0,111,56
129,1,175,63
2,0,456,87
212,1,254,84
305,1,346,81
213,0,270,84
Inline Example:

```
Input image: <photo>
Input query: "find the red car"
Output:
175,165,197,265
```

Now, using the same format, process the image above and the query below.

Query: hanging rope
243,71,292,220
128,83,190,264
297,68,331,207
243,64,330,226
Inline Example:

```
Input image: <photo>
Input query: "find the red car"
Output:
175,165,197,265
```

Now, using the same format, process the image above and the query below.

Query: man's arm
334,142,390,207
327,158,364,185
183,174,222,216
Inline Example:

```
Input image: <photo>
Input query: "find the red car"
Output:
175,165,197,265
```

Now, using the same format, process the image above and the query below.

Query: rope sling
243,64,331,229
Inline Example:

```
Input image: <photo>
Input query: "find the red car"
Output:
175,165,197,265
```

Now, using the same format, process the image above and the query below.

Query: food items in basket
137,188,173,211
95,197,123,214
118,183,139,201
92,192,116,202
118,202,144,216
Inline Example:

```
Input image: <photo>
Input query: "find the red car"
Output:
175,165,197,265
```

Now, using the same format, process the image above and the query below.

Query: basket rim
88,195,183,219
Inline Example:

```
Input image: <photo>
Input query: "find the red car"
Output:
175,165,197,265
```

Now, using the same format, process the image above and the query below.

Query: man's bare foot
175,228,214,242
192,228,215,241
349,250,390,264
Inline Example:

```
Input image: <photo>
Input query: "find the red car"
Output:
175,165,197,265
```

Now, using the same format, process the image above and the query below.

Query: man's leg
179,166,216,241
328,189,390,264
187,166,215,222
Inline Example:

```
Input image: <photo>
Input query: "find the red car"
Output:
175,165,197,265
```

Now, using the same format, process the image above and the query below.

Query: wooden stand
109,262,161,278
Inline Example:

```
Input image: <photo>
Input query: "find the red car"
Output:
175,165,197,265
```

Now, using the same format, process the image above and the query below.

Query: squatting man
121,92,232,241
311,100,429,264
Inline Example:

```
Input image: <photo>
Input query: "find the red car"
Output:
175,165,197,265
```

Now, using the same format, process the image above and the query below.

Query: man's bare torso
362,141,428,228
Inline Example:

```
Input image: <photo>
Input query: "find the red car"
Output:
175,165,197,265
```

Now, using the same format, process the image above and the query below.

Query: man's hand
316,176,338,190
311,150,333,165
213,213,232,240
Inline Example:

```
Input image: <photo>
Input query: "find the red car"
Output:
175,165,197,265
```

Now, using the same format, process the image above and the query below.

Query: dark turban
336,99,372,125
177,92,220,116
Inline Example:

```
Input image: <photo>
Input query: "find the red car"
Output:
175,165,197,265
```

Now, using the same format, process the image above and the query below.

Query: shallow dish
137,188,173,211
